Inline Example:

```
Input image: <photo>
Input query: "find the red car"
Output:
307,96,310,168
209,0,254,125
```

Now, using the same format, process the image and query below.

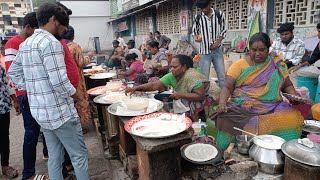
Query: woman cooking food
120,53,144,81
212,33,304,150
125,54,220,120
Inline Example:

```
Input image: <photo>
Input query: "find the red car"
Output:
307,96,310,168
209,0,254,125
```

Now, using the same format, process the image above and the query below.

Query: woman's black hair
173,54,194,69
112,40,119,45
62,25,74,40
127,40,135,47
317,23,320,29
249,32,271,49
1,39,8,46
23,12,38,28
196,0,211,9
147,40,159,49
37,2,69,27
125,53,138,61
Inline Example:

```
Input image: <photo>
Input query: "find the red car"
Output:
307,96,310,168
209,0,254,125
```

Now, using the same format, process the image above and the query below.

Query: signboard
117,21,129,32
122,0,139,12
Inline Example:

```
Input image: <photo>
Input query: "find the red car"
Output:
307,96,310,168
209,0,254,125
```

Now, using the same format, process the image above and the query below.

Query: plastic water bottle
198,125,206,137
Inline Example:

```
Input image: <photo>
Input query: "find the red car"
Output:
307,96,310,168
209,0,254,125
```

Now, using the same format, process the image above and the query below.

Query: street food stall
84,64,320,180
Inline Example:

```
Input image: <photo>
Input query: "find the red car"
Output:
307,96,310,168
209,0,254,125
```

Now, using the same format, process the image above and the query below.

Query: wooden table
118,116,193,180
93,98,120,159
85,74,113,154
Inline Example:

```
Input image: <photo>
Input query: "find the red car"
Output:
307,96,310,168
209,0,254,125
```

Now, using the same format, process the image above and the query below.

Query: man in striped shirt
192,0,227,88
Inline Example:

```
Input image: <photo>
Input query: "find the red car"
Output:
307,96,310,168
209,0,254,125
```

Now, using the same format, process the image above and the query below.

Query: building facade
110,0,320,51
0,0,32,40
60,0,113,52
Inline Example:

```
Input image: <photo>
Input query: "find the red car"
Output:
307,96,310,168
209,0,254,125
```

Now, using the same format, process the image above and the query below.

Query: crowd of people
105,31,172,85
0,0,320,179
1,2,90,180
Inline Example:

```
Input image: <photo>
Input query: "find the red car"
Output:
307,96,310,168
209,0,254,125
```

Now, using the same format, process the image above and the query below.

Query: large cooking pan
180,142,224,166
301,120,320,138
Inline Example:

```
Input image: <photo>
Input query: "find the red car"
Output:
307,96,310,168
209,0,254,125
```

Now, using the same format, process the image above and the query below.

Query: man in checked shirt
269,22,305,86
8,2,89,180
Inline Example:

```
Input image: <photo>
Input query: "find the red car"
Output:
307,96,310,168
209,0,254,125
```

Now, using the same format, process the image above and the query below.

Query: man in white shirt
115,31,126,49
8,3,89,180
126,40,143,61
121,40,143,71
270,22,305,69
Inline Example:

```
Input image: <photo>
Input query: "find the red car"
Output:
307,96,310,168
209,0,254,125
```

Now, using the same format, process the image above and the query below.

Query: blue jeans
199,47,226,88
43,117,89,180
18,94,40,180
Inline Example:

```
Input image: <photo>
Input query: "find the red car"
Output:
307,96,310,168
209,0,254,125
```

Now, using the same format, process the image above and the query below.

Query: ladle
233,127,263,140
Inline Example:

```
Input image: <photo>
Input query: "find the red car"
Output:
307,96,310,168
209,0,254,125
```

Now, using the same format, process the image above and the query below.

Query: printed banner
180,10,188,31
148,17,153,32
248,0,267,32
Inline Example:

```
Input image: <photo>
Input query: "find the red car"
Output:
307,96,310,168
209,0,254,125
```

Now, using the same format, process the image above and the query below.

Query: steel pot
282,139,320,180
249,135,286,174
283,156,320,180
236,135,253,155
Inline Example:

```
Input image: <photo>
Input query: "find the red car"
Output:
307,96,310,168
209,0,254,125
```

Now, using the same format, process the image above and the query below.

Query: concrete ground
3,111,129,180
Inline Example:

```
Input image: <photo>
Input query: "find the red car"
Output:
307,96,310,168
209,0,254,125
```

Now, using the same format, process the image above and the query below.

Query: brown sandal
2,166,18,179
64,174,76,180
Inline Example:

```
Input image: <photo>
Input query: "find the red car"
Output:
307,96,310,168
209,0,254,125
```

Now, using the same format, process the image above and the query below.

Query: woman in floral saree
125,54,220,120
212,33,304,150
63,26,91,131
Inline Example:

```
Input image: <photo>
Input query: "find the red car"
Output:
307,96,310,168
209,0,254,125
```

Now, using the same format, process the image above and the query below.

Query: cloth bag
173,99,190,114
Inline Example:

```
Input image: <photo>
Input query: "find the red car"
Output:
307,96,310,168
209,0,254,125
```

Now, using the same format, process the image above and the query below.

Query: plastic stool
297,76,318,100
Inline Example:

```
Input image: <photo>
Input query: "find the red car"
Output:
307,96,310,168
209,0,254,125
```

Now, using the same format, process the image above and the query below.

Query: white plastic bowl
122,98,149,111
